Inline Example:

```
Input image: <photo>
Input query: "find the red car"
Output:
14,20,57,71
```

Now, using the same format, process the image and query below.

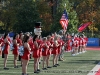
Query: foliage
35,0,53,36
13,0,40,32
70,0,100,36
0,0,100,37
0,0,17,32
0,0,40,32
51,0,79,33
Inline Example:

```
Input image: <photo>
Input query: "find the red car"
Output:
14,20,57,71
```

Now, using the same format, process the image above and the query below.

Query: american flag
60,10,69,30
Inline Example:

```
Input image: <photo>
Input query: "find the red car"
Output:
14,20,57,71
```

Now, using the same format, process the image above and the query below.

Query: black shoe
37,69,40,72
53,65,57,67
21,65,22,67
4,67,9,70
39,62,41,64
47,66,52,68
56,64,60,66
34,71,39,73
42,68,47,70
14,66,19,68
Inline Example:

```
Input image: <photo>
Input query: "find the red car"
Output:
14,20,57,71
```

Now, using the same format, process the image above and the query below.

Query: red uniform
37,40,43,57
17,38,22,46
66,39,72,52
58,40,62,54
0,37,4,47
0,38,3,56
74,38,79,47
28,38,34,52
32,41,39,58
3,42,10,54
42,42,48,56
50,40,54,47
84,37,88,45
21,47,30,60
52,42,58,55
47,41,51,55
8,37,12,43
79,38,83,46
50,40,54,54
82,38,85,46
13,40,19,55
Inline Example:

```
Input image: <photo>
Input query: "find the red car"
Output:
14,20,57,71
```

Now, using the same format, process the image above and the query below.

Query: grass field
0,50,100,75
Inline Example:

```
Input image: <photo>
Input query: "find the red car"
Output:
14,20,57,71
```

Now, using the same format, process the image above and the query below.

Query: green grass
0,50,100,75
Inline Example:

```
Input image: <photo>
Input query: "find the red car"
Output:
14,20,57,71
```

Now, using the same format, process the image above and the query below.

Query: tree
51,0,79,33
0,0,17,32
0,0,40,32
13,0,40,32
76,0,100,37
35,0,53,36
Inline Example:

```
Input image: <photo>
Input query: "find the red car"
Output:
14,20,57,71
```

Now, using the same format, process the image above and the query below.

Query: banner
87,38,100,46
78,22,92,32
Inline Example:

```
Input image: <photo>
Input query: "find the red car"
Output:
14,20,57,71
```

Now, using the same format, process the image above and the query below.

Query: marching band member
0,35,4,56
82,35,87,53
37,36,43,71
58,35,65,61
52,36,59,67
32,35,40,73
57,36,62,55
18,31,23,61
17,32,23,66
56,35,62,66
3,33,11,70
65,34,72,52
42,37,49,70
73,35,79,55
83,35,88,52
46,36,52,68
71,36,76,56
21,35,31,75
58,33,66,61
12,33,19,68
1,35,4,58
79,35,83,54
66,39,72,52
27,33,33,59
33,22,42,72
20,34,24,66
77,35,80,54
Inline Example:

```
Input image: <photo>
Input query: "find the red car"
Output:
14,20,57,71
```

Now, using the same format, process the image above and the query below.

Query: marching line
87,62,100,75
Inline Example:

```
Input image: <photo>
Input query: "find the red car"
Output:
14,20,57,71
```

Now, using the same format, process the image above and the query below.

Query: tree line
0,0,100,37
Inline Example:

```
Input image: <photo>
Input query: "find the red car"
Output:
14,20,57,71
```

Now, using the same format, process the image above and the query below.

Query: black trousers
18,55,21,61
2,52,4,58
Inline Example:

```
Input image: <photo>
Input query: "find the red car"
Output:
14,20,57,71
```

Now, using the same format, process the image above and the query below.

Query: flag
78,22,92,32
60,10,68,30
